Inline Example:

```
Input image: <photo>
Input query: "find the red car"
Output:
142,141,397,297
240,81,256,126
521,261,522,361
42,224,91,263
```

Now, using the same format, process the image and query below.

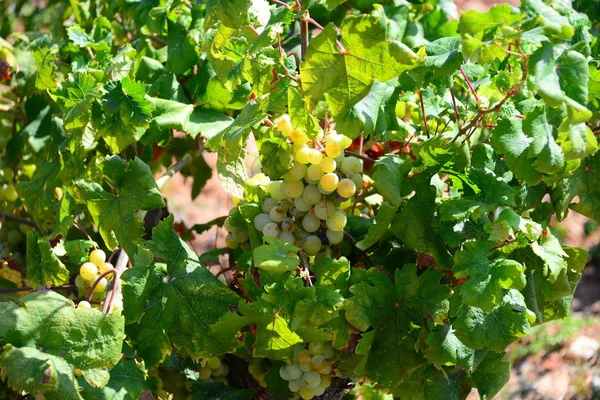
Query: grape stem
101,156,192,314
87,268,119,303
343,231,374,267
344,151,375,163
0,212,39,230
73,220,95,246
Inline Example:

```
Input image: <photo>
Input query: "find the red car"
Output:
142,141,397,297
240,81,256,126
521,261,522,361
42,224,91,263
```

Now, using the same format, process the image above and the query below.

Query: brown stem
300,15,309,61
87,268,119,303
343,231,374,267
418,90,430,138
74,220,95,245
344,151,376,163
460,67,479,104
0,212,38,230
248,24,260,36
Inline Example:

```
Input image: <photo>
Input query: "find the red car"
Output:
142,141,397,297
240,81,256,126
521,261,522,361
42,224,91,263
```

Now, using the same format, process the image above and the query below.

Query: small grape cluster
247,358,268,388
198,357,229,383
280,342,336,399
75,249,122,312
224,213,251,251
249,116,362,258
0,222,29,250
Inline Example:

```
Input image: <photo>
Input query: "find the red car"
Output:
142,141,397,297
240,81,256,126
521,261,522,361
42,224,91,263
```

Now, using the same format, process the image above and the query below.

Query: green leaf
72,156,165,254
52,73,100,130
470,351,510,399
300,15,422,118
78,359,149,400
356,202,398,250
371,154,412,208
522,106,565,174
16,160,62,229
256,128,294,179
522,0,574,40
122,216,239,367
343,265,451,389
0,345,82,400
458,4,523,37
288,86,320,139
148,97,193,131
26,231,70,289
454,241,526,312
184,109,233,140
31,37,59,90
530,233,568,282
253,236,300,273
166,19,200,75
390,174,451,268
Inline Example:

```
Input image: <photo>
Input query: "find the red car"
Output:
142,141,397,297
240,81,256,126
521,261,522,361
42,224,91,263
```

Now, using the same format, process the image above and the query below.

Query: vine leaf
122,216,240,368
78,359,150,400
26,231,70,289
371,154,412,208
253,236,300,273
72,156,165,254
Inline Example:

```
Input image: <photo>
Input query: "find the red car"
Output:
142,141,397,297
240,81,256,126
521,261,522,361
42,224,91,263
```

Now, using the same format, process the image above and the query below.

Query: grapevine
0,0,598,400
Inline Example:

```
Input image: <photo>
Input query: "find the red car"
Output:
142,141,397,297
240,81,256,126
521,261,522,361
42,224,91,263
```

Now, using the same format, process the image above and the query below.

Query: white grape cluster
249,116,362,258
75,249,122,313
280,342,336,399
198,357,229,383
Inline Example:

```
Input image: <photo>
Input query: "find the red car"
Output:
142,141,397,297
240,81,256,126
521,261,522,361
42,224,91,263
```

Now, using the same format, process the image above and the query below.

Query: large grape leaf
51,73,100,130
16,160,62,229
26,231,70,289
122,216,240,368
343,265,451,390
371,154,412,208
78,359,150,400
300,15,423,118
166,19,200,75
0,291,124,388
72,156,165,254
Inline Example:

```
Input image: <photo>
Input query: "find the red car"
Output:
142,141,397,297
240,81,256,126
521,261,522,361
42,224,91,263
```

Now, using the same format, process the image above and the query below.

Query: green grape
319,173,339,192
308,149,323,165
313,201,334,220
303,235,322,256
320,363,332,374
224,216,234,231
286,162,307,181
279,199,292,211
299,387,314,400
326,210,347,232
302,184,322,205
309,355,327,372
320,157,336,173
321,343,335,359
212,363,228,377
289,378,304,392
294,196,312,212
89,249,106,266
225,233,238,249
3,168,14,182
302,212,321,233
281,218,296,232
286,364,303,380
312,376,331,396
339,134,353,149
296,350,312,364
308,342,323,355
98,261,113,274
337,178,356,198
290,129,310,144
269,206,286,223
303,371,321,389
340,157,362,174
94,278,108,293
267,181,287,201
80,262,98,281
75,275,86,291
280,231,295,244
4,185,18,202
232,228,249,243
261,197,278,213
299,362,312,372
295,145,312,164
325,141,342,158
7,230,23,245
326,229,343,245
306,164,324,181
21,164,36,178
254,213,272,231
347,172,363,188
199,365,212,380
207,357,221,369
285,180,305,198
77,301,91,309
263,222,280,237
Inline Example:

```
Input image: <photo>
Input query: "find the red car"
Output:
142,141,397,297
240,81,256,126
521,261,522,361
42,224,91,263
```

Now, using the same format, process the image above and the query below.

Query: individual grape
303,371,321,389
281,218,296,232
294,196,312,212
279,199,292,211
306,164,324,181
320,157,336,173
94,278,108,293
7,230,23,245
263,222,280,237
269,206,286,223
303,235,322,256
308,149,323,165
295,145,312,164
253,213,271,232
325,141,342,158
312,377,330,396
99,262,113,274
199,365,212,380
261,198,278,213
319,173,339,192
80,262,98,281
347,172,363,188
289,378,304,392
313,201,334,220
290,130,310,144
267,181,287,201
75,275,86,291
279,365,291,381
89,249,106,267
302,184,322,205
299,362,312,372
4,185,18,202
340,157,362,174
77,301,91,309
337,178,356,198
280,231,296,244
299,387,314,400
224,216,234,231
212,363,228,377
309,355,327,372
302,212,321,233
296,350,312,364
339,135,353,149
285,180,305,198
225,233,238,249
19,223,31,234
320,363,332,374
326,210,347,232
321,343,335,359
326,229,344,245
54,187,63,200
232,228,249,243
207,357,221,369
277,115,294,136
308,342,323,355
287,364,303,380
286,162,307,181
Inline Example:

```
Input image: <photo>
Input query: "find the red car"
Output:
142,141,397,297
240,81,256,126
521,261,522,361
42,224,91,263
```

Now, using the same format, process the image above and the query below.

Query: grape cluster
198,357,229,384
75,249,122,313
224,210,251,251
0,222,28,250
280,342,336,399
251,116,362,257
248,358,268,388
